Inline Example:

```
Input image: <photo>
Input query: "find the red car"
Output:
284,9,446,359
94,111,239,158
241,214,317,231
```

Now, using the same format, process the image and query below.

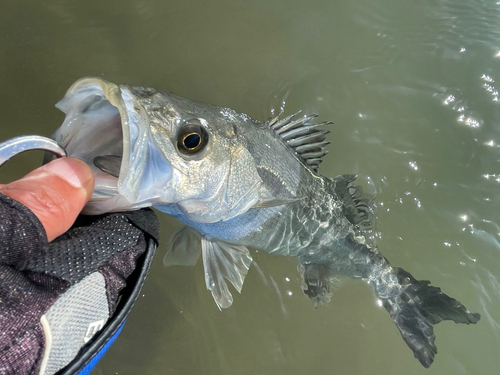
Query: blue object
76,321,126,375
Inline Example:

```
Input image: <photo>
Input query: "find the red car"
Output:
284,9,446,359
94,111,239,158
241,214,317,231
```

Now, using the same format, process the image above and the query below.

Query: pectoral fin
201,237,253,309
163,226,201,267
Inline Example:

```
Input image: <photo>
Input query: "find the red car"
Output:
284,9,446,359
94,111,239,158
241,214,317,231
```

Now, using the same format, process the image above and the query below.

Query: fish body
52,78,480,368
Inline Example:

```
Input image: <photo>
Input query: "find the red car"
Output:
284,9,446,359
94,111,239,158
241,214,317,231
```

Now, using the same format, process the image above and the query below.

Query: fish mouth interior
53,78,143,213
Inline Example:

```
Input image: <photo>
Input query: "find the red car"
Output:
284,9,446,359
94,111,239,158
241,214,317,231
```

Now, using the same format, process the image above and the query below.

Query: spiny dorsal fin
267,111,333,172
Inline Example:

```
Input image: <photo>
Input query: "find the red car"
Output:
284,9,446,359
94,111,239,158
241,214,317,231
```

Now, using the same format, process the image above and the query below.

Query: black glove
0,193,159,375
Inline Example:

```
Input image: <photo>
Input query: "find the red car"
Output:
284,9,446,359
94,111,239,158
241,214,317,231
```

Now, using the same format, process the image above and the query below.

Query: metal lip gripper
0,135,66,167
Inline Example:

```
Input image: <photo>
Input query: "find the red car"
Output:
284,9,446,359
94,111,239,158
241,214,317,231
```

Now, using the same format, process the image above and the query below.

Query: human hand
0,157,158,375
0,157,94,241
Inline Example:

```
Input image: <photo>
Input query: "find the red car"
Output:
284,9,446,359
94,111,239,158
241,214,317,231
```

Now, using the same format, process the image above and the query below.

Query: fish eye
177,120,209,155
183,132,201,149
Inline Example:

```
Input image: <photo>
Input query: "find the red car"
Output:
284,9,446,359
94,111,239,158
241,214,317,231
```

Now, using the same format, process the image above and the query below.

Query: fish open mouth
52,77,171,214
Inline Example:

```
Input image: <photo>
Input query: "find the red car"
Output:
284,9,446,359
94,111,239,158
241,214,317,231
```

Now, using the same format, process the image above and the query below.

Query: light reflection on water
1,0,500,374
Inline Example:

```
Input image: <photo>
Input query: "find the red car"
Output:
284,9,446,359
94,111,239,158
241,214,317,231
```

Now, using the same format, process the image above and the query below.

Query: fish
51,77,480,368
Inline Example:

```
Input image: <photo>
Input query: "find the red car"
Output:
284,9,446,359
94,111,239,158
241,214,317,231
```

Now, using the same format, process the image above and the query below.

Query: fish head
53,77,262,222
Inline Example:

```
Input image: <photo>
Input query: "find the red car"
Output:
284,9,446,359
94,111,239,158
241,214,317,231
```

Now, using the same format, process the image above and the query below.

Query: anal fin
299,262,332,304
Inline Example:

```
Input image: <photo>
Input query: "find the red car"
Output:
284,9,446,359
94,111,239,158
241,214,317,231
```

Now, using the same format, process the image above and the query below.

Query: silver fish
52,77,479,368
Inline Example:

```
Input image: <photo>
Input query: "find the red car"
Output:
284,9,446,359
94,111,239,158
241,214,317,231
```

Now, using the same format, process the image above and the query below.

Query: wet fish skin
53,78,480,368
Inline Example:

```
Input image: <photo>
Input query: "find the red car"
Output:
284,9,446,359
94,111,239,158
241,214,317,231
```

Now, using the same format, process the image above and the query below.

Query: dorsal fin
267,111,333,172
331,174,373,231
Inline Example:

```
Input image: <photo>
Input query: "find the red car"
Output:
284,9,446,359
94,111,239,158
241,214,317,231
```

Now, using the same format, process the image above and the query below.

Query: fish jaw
53,77,174,214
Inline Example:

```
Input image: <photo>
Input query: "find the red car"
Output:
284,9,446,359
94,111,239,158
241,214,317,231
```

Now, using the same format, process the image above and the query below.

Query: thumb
0,157,94,242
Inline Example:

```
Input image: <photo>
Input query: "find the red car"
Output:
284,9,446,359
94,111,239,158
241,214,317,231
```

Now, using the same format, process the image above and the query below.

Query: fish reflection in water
50,77,480,368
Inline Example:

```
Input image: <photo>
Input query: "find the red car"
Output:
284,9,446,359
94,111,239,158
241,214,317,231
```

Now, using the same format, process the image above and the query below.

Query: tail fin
299,234,480,367
380,267,480,368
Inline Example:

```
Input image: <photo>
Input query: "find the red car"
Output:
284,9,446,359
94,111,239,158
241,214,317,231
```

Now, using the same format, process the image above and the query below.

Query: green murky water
1,0,499,374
